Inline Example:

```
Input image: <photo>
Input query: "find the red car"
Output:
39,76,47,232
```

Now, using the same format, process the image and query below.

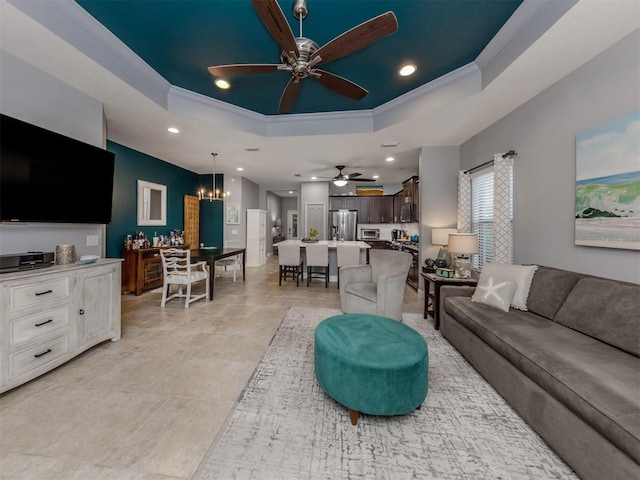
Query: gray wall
0,52,107,259
460,30,640,283
419,146,461,265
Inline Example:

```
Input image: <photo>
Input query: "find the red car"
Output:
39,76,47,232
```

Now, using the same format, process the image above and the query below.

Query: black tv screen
0,114,115,224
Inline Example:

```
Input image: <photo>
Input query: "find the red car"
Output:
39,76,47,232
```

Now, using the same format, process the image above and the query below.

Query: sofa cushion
479,263,538,310
527,266,582,320
445,296,640,463
471,276,517,312
554,277,640,357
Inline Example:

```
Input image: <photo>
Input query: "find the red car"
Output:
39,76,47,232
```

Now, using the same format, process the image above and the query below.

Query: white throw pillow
477,263,538,311
472,276,518,312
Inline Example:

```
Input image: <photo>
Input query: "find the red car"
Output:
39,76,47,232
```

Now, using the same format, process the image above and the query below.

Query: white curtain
493,153,513,264
457,170,472,232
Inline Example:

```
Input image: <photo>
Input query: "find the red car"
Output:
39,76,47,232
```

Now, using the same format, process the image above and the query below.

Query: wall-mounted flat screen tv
0,114,115,224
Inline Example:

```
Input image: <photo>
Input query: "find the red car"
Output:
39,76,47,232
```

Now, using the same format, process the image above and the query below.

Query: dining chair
215,240,244,282
160,248,209,308
336,244,361,289
305,243,329,287
278,243,303,286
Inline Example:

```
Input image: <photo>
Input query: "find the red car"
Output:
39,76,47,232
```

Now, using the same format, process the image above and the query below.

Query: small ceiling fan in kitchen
207,0,398,113
322,165,376,187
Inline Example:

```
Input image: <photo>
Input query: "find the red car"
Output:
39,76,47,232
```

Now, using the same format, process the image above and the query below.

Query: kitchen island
273,240,370,283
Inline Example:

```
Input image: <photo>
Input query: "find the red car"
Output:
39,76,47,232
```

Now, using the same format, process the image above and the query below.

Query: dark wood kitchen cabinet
329,196,358,210
358,196,395,223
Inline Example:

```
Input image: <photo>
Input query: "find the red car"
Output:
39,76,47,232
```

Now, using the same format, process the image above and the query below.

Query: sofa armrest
439,285,476,328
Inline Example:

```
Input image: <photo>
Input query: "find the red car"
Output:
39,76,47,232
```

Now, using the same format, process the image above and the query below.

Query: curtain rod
464,150,517,174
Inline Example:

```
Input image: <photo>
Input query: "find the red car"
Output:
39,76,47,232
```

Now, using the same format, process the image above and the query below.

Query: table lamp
431,228,458,267
447,233,479,279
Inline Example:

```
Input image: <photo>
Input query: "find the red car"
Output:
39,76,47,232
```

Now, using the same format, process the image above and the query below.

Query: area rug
194,307,577,480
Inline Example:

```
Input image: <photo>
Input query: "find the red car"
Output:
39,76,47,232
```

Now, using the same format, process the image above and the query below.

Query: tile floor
0,255,425,479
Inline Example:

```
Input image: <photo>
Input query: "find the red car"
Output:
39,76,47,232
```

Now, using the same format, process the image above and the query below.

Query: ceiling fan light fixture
214,79,230,89
398,64,416,76
167,127,179,134
333,179,348,187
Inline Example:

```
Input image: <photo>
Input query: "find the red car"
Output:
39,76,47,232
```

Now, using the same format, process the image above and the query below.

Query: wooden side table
421,271,477,330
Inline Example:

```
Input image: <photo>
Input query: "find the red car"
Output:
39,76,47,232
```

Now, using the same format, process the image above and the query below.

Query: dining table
191,247,246,300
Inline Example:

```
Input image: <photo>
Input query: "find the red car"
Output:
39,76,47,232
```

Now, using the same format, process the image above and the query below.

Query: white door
305,203,326,240
287,210,298,239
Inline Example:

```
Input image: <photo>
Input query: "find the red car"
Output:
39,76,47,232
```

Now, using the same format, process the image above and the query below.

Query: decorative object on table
424,258,435,269
77,255,99,265
355,185,384,196
431,228,458,267
55,244,75,265
434,258,447,269
435,268,455,278
575,110,640,251
447,233,479,279
302,227,320,242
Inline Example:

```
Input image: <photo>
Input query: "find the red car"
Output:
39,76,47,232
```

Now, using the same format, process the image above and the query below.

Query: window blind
471,165,513,269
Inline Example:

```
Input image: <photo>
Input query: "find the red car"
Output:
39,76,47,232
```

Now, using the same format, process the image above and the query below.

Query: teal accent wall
105,141,224,257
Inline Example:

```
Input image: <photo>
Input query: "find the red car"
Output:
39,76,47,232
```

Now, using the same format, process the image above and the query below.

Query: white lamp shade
448,233,479,254
431,228,457,246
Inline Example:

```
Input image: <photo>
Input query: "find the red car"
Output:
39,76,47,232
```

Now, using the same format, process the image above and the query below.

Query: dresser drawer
11,305,70,346
10,335,69,379
10,277,70,312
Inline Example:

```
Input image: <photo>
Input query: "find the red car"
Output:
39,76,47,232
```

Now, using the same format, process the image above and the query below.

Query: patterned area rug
194,307,577,480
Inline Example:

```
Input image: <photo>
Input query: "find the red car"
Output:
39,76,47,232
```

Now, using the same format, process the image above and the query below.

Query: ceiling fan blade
311,11,398,66
313,70,368,101
251,0,299,59
207,64,281,76
279,78,302,113
349,177,376,182
348,172,363,178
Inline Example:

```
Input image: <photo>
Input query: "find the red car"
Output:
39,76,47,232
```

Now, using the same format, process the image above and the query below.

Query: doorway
287,210,299,239
305,203,326,240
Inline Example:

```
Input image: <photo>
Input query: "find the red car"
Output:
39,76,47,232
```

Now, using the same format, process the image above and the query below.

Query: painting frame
575,110,640,250
226,203,240,225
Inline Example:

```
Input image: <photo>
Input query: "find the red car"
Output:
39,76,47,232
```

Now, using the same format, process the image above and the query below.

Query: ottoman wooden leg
349,409,359,426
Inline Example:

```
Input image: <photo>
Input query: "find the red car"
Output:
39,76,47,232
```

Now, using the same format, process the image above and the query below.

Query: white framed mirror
137,180,167,226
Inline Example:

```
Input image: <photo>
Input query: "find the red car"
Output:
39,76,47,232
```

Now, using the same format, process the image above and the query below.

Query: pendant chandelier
199,152,225,201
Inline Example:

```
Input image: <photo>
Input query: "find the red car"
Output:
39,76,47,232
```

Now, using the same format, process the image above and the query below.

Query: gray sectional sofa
439,265,639,480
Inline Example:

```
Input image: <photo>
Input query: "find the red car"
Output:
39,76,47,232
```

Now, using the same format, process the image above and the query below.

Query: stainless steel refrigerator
329,210,358,241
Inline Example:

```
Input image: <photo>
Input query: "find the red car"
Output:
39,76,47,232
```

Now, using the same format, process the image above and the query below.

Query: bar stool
336,244,361,288
278,243,303,286
305,243,329,287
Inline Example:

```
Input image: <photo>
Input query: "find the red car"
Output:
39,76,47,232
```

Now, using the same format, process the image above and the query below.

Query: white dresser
0,259,122,394
246,209,267,267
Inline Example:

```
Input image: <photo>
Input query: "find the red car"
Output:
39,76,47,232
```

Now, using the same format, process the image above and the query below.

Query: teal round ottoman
314,313,428,425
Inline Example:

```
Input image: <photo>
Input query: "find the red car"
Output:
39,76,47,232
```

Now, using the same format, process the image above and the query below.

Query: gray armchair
339,249,412,321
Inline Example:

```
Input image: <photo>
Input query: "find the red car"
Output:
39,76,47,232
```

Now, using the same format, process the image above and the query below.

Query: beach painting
575,110,640,250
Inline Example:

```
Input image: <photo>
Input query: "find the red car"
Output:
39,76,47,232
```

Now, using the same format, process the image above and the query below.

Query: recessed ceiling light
236,167,244,171
167,127,179,134
311,176,318,180
373,175,379,179
398,64,416,76
289,191,294,194
244,147,260,152
386,157,395,162
215,79,230,89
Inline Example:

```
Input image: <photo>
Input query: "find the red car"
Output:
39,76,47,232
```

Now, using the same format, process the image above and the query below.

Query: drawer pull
79,309,85,315
35,319,54,327
34,348,52,358
34,289,53,296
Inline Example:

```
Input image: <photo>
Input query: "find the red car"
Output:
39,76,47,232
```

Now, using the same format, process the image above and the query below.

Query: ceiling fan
207,0,398,114
324,165,376,187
